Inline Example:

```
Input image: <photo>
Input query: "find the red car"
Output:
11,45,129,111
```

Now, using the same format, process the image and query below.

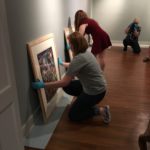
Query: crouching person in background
123,18,141,54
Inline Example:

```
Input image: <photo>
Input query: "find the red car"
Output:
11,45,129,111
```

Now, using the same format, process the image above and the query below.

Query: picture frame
64,26,75,61
64,27,92,61
27,33,62,123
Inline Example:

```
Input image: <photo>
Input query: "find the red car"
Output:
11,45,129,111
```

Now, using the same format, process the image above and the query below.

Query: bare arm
62,62,70,68
125,27,130,34
44,75,74,88
133,30,140,37
79,24,88,35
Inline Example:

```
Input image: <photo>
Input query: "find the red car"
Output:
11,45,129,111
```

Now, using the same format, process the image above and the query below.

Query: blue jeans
63,80,106,121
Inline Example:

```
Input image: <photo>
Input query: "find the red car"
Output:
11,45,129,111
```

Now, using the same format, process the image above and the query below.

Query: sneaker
101,105,111,124
143,56,150,62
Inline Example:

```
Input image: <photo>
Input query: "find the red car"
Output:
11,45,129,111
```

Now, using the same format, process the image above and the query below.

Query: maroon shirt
80,18,112,55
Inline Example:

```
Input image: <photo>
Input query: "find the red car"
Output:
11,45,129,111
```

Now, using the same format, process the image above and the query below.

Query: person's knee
123,39,126,45
132,43,141,53
63,86,72,95
62,86,68,93
68,111,77,121
133,48,141,53
68,109,80,122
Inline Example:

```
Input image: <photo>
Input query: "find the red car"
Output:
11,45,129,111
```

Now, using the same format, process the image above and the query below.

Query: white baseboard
112,40,149,48
22,106,40,137
22,73,66,137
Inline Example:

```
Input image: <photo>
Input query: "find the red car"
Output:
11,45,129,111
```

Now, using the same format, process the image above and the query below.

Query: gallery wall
5,0,92,125
92,0,150,44
5,0,150,128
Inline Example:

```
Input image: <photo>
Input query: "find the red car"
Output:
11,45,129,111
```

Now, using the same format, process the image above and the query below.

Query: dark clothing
63,80,106,121
66,51,106,95
63,51,107,122
80,18,112,55
123,37,141,53
123,22,141,54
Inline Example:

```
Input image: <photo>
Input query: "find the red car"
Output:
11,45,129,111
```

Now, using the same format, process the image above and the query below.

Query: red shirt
80,18,112,55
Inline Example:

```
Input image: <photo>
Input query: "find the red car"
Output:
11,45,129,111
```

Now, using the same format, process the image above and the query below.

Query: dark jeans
63,80,106,122
123,36,141,54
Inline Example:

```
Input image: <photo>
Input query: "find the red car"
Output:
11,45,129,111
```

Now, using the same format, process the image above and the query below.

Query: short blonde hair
68,32,88,56
133,17,140,24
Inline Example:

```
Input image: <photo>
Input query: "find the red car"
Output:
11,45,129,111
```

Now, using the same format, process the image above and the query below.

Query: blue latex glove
32,80,44,89
66,44,71,50
58,57,63,65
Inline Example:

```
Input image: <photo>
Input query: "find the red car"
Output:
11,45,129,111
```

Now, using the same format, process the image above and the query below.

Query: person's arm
133,29,140,37
32,75,74,90
63,62,70,68
45,75,74,88
58,57,70,68
79,24,88,35
124,26,130,34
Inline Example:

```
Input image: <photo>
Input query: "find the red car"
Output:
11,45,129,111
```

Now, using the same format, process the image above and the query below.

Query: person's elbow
62,80,70,87
61,75,73,87
125,28,129,34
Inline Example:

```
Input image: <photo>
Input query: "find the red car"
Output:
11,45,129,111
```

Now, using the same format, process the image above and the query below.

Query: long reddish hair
74,10,88,31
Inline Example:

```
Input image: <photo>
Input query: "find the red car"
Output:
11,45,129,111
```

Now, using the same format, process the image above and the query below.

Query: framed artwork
27,33,62,122
64,26,92,61
64,26,75,61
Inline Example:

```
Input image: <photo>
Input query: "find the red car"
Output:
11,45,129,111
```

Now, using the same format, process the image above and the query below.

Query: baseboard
22,106,40,137
24,92,72,149
112,40,149,48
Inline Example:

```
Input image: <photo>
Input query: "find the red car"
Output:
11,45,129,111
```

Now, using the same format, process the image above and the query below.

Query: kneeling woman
32,32,111,123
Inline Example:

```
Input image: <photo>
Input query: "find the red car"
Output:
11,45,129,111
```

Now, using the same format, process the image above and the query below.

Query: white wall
92,0,150,44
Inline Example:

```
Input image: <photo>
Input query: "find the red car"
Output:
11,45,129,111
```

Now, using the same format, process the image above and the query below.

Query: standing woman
74,10,112,70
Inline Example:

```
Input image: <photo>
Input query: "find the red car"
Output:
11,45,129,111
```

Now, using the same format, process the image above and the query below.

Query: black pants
123,36,141,54
63,80,106,122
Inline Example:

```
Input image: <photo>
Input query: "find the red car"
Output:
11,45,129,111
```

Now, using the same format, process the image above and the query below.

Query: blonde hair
68,31,88,56
74,10,88,31
133,17,140,24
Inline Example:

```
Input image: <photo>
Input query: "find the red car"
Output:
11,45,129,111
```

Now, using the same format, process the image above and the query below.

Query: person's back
67,51,106,95
80,18,111,54
81,18,106,36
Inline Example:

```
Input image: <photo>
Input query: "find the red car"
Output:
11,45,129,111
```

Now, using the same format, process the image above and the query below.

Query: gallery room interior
0,0,150,150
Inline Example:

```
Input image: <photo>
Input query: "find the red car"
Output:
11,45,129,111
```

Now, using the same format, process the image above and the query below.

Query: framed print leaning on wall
64,26,75,61
27,33,62,123
64,26,92,61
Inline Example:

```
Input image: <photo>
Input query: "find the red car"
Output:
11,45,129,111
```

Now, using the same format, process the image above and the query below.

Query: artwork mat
27,33,62,122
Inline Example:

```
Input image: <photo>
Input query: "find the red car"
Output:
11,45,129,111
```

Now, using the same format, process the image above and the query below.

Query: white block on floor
24,93,72,149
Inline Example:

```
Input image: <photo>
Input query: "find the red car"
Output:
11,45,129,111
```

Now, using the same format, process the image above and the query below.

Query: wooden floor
25,47,150,150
